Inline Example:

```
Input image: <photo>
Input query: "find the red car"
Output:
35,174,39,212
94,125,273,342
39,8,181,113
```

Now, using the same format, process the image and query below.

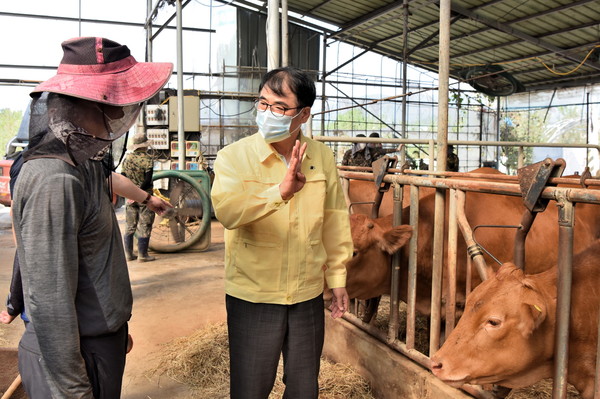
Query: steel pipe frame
339,171,600,205
397,169,600,189
553,193,574,399
340,187,487,399
175,0,186,169
339,170,599,399
316,136,600,166
323,135,600,174
267,0,280,70
406,184,420,350
513,211,538,270
281,0,289,67
445,188,458,335
430,185,445,354
315,135,600,151
455,190,493,282
388,183,404,342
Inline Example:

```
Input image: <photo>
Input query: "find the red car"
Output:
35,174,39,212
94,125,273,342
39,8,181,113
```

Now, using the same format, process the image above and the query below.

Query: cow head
344,214,412,300
430,263,554,389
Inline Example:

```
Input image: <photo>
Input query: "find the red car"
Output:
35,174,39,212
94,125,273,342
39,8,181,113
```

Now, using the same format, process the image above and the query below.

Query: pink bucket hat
31,37,173,106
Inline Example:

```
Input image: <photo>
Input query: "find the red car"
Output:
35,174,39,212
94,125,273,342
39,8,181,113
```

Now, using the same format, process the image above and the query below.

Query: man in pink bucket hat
11,37,172,399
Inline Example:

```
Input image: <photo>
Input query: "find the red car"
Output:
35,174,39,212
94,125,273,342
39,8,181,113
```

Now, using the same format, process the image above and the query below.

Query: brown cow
344,214,413,300
430,240,600,399
344,178,600,317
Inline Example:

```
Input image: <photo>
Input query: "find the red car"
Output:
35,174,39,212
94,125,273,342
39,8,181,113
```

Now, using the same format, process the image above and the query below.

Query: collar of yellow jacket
255,131,313,164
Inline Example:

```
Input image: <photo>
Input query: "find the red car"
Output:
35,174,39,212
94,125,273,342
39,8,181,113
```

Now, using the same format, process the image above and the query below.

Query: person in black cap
447,144,459,172
11,37,172,399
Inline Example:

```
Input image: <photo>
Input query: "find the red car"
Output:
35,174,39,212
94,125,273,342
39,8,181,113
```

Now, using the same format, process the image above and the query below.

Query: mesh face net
25,93,142,166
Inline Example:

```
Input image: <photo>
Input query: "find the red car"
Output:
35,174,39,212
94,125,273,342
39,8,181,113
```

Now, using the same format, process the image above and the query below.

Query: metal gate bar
338,169,600,399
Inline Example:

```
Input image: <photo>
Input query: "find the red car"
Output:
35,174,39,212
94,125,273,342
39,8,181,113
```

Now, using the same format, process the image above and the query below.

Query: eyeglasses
255,100,303,118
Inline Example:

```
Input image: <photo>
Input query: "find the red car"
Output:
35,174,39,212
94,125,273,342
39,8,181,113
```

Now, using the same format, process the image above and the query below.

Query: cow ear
380,225,413,254
518,288,547,337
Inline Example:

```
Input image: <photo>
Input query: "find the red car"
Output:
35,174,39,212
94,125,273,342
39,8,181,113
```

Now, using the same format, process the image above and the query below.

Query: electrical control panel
146,105,169,126
147,128,170,149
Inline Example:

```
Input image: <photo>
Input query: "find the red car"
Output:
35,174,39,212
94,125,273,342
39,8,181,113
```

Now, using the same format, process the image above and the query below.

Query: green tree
542,105,587,144
0,108,24,157
499,109,544,174
326,108,383,132
500,105,589,174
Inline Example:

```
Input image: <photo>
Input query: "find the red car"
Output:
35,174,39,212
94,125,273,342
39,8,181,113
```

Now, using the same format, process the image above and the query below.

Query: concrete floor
0,205,227,398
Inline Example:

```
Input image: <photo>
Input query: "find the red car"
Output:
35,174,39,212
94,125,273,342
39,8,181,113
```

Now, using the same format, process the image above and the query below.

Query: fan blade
174,199,204,217
169,218,184,243
169,180,184,207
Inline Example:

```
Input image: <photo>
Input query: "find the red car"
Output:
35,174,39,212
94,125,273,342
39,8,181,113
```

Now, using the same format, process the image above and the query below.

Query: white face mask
256,110,302,144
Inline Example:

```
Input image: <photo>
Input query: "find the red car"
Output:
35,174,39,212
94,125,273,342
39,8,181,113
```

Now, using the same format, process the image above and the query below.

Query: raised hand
279,140,307,201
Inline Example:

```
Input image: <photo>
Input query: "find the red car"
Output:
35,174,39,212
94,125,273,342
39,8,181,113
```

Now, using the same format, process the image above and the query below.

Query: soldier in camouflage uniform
122,133,156,262
341,133,392,167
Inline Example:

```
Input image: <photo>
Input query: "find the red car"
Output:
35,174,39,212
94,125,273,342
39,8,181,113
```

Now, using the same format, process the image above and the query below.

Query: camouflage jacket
121,150,154,192
341,147,388,167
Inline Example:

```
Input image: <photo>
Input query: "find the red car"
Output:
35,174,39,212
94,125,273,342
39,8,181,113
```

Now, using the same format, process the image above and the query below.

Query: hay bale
149,323,230,398
370,296,430,354
150,322,375,399
508,379,583,399
270,359,373,399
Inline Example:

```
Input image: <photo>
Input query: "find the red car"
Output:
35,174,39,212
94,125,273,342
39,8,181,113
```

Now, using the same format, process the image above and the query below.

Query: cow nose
430,358,443,371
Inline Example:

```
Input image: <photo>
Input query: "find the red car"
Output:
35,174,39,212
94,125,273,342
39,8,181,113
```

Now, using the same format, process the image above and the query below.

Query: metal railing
336,167,600,399
313,135,600,172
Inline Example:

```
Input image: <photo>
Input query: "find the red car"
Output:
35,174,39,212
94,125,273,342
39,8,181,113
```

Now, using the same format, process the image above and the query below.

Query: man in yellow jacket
211,66,352,399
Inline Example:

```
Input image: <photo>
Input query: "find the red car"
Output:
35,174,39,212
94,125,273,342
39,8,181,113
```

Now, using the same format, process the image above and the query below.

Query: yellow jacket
211,133,352,304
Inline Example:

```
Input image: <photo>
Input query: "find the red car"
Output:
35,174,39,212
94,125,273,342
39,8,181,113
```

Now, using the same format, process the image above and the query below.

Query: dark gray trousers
19,322,128,399
226,294,325,399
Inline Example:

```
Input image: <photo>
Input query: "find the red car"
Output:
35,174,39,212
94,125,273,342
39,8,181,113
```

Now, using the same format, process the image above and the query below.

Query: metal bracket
514,158,565,269
555,191,575,228
399,160,411,173
579,166,592,188
517,157,565,212
369,155,398,218
372,155,398,192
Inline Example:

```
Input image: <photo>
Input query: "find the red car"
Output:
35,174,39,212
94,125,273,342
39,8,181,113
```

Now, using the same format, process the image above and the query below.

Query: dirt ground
0,206,227,399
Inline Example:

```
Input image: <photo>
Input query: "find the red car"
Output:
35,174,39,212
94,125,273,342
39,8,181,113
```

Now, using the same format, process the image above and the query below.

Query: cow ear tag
534,304,542,312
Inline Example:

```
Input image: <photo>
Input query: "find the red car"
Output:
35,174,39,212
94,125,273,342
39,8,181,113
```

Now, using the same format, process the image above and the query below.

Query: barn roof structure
230,0,600,95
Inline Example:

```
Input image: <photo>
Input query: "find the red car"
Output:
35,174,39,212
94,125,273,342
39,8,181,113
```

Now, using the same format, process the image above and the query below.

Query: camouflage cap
129,133,151,150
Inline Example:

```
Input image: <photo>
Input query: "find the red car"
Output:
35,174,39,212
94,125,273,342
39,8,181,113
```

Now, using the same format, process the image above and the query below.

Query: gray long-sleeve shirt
12,158,132,398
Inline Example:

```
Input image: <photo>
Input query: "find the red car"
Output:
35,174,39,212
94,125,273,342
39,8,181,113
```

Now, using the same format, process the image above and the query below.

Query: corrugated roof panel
489,1,543,22
279,0,600,91
309,0,391,26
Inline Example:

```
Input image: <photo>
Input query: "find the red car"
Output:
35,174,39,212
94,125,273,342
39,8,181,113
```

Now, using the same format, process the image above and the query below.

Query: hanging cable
414,44,600,77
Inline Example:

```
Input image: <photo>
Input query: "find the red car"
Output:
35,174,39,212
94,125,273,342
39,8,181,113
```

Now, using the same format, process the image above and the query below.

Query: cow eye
486,318,501,328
